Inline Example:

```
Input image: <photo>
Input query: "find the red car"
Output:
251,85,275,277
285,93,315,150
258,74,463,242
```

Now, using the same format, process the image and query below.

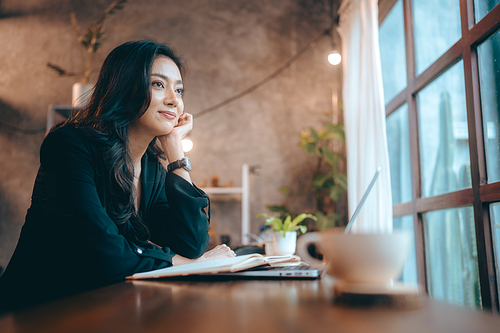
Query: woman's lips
159,111,176,120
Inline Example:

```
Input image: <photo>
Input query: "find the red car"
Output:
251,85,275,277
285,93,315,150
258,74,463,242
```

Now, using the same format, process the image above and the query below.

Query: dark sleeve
145,166,210,259
40,127,175,282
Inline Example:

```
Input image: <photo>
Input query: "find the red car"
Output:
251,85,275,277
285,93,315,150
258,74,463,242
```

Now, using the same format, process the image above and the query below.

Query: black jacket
0,124,210,312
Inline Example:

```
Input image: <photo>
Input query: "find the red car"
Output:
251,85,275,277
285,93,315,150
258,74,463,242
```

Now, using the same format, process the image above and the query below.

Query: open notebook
127,253,321,280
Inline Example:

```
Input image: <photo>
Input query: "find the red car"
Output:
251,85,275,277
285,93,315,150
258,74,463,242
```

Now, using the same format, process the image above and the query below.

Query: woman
0,40,234,312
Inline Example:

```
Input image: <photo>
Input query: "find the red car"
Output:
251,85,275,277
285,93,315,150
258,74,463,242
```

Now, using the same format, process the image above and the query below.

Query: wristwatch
167,156,192,172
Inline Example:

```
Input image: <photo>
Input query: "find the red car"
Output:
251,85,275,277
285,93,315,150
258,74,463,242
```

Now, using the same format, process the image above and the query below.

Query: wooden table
0,276,499,333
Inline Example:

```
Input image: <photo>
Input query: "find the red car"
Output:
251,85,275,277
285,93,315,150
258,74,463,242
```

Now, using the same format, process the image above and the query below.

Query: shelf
201,187,243,194
201,164,250,245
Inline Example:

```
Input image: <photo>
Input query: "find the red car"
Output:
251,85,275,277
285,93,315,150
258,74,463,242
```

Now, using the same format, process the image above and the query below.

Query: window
424,207,481,308
474,0,500,22
394,215,418,284
489,203,500,294
412,0,462,75
417,61,471,198
477,29,500,183
379,0,500,311
379,0,407,103
386,104,412,204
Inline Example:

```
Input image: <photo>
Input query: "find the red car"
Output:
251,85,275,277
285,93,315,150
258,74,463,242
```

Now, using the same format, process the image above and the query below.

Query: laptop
205,262,322,279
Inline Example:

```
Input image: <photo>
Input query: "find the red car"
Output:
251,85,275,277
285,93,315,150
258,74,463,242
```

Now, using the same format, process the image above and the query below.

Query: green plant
256,213,317,237
299,121,347,230
47,0,126,84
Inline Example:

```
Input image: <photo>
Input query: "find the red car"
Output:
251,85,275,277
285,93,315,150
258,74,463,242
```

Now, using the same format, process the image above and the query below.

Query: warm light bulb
328,51,341,65
182,138,193,152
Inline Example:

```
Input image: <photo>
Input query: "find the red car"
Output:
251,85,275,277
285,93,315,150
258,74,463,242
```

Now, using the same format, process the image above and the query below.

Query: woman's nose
163,86,179,107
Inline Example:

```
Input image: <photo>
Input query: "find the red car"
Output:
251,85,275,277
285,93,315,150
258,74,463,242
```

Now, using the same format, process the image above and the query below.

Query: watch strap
167,156,191,172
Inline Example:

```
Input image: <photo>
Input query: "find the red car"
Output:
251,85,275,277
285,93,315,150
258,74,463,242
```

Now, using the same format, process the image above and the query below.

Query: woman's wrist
172,254,197,266
157,135,192,184
158,135,184,162
172,254,188,265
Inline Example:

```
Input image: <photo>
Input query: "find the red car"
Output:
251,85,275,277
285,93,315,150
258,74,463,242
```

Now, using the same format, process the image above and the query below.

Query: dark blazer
0,124,210,312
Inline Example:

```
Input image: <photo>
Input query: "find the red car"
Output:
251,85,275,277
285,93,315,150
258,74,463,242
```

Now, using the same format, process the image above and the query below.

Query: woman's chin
155,125,175,137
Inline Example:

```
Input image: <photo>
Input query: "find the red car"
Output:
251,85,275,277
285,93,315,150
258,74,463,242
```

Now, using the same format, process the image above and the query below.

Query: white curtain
337,0,393,233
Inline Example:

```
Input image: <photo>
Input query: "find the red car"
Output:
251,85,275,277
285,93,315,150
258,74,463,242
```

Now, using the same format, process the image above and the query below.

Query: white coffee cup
296,228,411,285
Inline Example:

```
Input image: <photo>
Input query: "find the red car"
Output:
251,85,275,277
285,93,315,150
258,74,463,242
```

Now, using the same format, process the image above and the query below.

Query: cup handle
296,232,323,266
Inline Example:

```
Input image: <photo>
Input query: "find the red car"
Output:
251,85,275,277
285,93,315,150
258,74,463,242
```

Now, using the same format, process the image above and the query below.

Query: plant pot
271,231,297,256
72,83,93,107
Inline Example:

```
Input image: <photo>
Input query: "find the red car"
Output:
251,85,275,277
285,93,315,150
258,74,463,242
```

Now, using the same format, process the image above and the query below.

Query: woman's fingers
203,244,236,260
172,113,193,138
177,112,192,125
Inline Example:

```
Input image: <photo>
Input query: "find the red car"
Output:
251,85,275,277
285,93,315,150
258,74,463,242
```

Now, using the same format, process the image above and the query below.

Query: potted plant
47,0,126,106
256,213,317,256
299,121,348,230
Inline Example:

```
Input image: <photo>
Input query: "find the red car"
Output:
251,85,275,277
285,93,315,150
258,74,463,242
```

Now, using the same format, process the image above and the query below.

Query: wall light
328,51,342,65
182,138,193,152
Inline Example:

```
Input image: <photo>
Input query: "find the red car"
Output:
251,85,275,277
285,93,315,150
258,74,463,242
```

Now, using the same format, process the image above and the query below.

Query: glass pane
489,203,500,294
424,207,482,309
478,28,500,183
412,0,461,75
379,0,407,103
417,61,471,198
474,0,500,22
393,215,418,285
386,104,412,204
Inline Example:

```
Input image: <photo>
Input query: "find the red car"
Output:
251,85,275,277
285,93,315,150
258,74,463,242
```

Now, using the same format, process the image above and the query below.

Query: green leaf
266,205,292,216
296,225,307,234
282,215,292,232
265,217,283,231
322,128,333,139
325,122,345,142
329,185,345,201
291,213,316,235
320,146,336,166
304,142,316,155
290,214,306,228
312,174,329,189
310,128,320,141
314,211,343,230
278,186,291,195
325,121,344,133
290,213,317,229
313,174,336,190
334,173,348,190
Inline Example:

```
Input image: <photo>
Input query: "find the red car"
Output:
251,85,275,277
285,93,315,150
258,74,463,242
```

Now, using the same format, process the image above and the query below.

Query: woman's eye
175,88,184,95
152,81,164,89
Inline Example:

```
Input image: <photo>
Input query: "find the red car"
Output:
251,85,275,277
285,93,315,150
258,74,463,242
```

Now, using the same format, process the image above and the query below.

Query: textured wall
0,0,341,267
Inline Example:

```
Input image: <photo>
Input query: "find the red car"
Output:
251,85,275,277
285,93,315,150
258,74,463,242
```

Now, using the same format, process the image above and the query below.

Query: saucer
333,281,423,308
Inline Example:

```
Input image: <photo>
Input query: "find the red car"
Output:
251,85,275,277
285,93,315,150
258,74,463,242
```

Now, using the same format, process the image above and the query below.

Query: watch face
183,157,192,171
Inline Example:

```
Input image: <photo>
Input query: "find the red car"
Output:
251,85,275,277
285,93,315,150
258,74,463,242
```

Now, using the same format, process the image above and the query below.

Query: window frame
380,0,500,311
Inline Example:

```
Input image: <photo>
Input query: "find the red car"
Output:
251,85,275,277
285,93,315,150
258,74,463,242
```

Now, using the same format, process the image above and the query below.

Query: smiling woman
130,56,186,142
0,40,235,313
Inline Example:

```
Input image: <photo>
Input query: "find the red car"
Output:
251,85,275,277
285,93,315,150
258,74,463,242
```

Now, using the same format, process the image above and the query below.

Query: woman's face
131,56,184,140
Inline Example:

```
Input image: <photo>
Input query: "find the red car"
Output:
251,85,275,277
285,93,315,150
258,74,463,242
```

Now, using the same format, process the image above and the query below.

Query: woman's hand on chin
172,244,236,266
156,113,193,183
166,112,193,142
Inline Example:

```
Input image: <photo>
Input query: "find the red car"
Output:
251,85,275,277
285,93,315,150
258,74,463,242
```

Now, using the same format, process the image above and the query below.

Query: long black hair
63,40,184,242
